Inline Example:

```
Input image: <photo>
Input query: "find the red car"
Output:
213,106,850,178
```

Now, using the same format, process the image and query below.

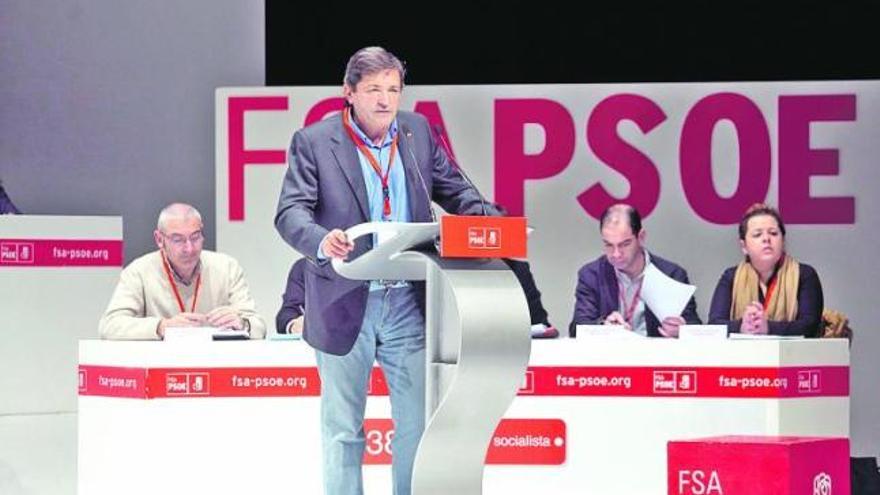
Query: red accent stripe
362,418,567,465
78,365,147,398
78,365,389,398
0,239,122,267
519,366,848,398
78,365,847,399
485,418,567,465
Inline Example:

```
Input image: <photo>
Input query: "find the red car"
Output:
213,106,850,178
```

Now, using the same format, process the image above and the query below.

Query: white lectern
332,220,532,495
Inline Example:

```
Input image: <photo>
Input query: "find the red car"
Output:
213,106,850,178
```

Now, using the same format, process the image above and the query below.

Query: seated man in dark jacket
569,204,701,337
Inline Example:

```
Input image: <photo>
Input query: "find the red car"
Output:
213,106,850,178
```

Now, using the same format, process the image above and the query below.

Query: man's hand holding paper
641,264,697,337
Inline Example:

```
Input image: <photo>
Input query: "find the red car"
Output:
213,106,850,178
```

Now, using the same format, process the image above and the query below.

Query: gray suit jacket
275,110,492,355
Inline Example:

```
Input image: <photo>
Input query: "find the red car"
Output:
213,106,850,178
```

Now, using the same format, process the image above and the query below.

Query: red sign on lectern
439,215,527,258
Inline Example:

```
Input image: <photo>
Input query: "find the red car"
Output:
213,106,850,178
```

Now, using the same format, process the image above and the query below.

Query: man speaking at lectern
275,46,496,495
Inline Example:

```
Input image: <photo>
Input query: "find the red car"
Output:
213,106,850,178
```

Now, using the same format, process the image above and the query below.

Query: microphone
400,125,438,224
432,124,490,217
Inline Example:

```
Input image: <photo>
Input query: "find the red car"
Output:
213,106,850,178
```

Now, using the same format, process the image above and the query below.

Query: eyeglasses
162,230,203,247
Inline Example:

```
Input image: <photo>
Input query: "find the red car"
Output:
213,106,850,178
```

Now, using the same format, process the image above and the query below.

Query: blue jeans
316,286,426,495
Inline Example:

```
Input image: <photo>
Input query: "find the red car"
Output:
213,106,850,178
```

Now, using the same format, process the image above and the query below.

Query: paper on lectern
728,333,804,340
640,264,696,320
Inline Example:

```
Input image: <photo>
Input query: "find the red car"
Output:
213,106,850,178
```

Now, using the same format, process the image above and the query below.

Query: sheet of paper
679,325,728,340
640,263,697,320
728,333,805,340
576,324,644,339
164,326,215,342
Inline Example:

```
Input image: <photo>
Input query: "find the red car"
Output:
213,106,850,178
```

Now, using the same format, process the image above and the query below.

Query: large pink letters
580,94,665,218
227,96,288,221
225,91,857,226
779,94,855,224
680,93,772,224
494,99,575,216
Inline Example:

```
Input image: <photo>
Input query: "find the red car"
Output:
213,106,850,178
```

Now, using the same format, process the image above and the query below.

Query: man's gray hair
343,46,406,89
157,203,202,231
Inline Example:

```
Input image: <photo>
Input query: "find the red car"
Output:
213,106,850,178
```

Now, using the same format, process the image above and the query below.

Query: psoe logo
189,373,209,394
677,469,723,494
813,472,832,495
798,370,822,393
0,242,33,264
0,243,17,263
467,227,501,249
18,243,34,262
166,372,210,396
0,242,34,265
653,371,697,394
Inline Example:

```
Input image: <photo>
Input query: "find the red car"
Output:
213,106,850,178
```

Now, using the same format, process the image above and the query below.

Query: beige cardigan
98,250,266,340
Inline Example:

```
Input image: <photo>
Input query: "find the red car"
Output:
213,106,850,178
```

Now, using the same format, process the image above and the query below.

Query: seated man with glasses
99,203,266,340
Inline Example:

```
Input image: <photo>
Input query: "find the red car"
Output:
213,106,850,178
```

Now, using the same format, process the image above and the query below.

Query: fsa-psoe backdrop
215,80,879,455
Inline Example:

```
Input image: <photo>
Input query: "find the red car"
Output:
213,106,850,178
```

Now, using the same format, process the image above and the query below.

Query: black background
267,2,877,86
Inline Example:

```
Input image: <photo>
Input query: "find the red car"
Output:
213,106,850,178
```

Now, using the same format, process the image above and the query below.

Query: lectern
331,217,532,495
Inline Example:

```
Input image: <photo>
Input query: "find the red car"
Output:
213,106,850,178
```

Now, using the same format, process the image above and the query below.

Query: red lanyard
762,275,779,312
161,252,201,313
342,109,399,219
618,278,644,326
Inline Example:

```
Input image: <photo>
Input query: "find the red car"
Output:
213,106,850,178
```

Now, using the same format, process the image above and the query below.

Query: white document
576,324,644,339
679,325,728,340
728,333,805,340
640,264,696,320
164,326,214,342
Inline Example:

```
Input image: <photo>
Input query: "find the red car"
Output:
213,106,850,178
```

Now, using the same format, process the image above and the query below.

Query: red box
439,215,527,259
361,418,566,466
668,436,849,495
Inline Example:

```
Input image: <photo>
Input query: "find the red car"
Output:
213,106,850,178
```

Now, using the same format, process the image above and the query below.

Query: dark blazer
569,253,701,337
276,258,306,334
274,110,492,355
708,263,824,337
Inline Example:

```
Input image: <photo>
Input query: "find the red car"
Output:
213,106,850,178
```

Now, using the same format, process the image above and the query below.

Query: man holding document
570,204,700,337
99,203,266,340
